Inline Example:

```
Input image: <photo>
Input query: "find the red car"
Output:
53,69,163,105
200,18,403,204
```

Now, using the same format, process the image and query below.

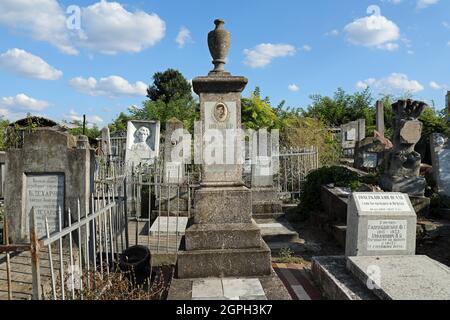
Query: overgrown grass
274,248,306,265
42,265,174,300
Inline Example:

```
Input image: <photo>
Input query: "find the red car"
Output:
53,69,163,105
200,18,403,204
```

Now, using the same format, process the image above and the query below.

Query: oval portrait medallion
213,102,229,123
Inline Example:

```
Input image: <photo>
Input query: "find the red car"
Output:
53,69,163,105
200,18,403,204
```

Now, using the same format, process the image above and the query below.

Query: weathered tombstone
158,118,190,216
345,192,417,257
101,126,112,158
0,151,5,198
341,119,366,158
379,100,427,196
125,120,161,167
177,19,272,278
376,100,385,138
430,133,450,203
164,118,186,184
5,127,95,243
251,131,283,219
353,137,385,171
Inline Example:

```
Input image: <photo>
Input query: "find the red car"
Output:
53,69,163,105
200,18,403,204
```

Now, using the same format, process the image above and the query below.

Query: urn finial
208,19,231,74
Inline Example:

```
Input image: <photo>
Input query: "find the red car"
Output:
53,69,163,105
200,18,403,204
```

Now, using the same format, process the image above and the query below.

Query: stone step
256,220,299,243
177,240,272,279
253,212,285,220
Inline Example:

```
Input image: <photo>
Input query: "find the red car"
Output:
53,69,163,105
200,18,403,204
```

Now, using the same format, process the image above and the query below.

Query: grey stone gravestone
376,100,385,138
101,126,112,158
430,133,450,202
159,118,190,215
345,192,417,257
341,119,365,158
177,19,271,278
5,127,95,243
250,131,283,219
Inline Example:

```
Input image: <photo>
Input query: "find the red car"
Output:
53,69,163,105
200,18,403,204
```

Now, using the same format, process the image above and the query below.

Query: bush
298,166,362,216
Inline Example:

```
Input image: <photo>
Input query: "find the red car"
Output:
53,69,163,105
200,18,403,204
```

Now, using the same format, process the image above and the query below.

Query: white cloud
382,0,403,4
429,81,447,90
417,0,439,9
70,75,147,97
76,1,166,54
326,29,340,37
288,84,300,92
344,12,400,50
176,26,193,48
0,0,77,55
301,45,312,52
243,43,296,68
0,93,50,111
0,48,63,80
356,73,424,94
0,1,166,55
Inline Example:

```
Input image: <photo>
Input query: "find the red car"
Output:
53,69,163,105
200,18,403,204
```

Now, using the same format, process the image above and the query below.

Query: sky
0,0,449,127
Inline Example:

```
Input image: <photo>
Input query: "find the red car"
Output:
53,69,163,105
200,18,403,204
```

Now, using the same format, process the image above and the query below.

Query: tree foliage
303,88,374,128
146,68,193,103
241,87,278,130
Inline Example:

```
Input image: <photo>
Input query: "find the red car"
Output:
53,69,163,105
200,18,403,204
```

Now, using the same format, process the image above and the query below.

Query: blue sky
0,0,449,127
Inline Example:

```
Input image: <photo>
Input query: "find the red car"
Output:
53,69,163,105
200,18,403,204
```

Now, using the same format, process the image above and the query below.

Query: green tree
130,97,198,132
303,88,374,128
0,117,9,151
109,112,132,134
146,69,193,103
64,120,101,139
241,87,278,130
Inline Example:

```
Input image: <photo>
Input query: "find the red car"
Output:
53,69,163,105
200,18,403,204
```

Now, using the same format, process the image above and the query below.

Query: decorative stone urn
208,19,230,74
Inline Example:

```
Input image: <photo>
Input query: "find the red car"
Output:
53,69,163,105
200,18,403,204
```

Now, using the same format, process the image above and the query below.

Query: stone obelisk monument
177,19,272,278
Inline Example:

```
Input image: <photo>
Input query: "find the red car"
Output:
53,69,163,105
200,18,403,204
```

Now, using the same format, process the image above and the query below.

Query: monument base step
177,240,272,279
253,212,285,220
185,222,262,250
256,220,299,243
253,202,283,215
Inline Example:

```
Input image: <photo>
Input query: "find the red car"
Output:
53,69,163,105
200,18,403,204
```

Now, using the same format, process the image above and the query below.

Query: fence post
30,208,42,300
4,216,12,300
123,176,129,248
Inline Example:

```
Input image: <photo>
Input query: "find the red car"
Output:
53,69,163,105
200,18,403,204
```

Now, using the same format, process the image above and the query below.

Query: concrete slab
149,217,188,236
192,279,223,299
222,278,266,300
168,273,292,300
347,255,450,300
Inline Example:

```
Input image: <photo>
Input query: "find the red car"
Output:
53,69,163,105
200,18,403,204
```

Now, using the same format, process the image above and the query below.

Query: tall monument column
177,19,272,278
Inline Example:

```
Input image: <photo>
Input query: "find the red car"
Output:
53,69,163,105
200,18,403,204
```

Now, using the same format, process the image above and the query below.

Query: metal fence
275,147,320,200
0,171,128,300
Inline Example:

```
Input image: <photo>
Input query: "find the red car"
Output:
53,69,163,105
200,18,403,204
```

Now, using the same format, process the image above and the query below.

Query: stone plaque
25,174,64,239
165,162,182,183
362,152,378,169
354,193,411,213
367,220,408,251
346,128,356,141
